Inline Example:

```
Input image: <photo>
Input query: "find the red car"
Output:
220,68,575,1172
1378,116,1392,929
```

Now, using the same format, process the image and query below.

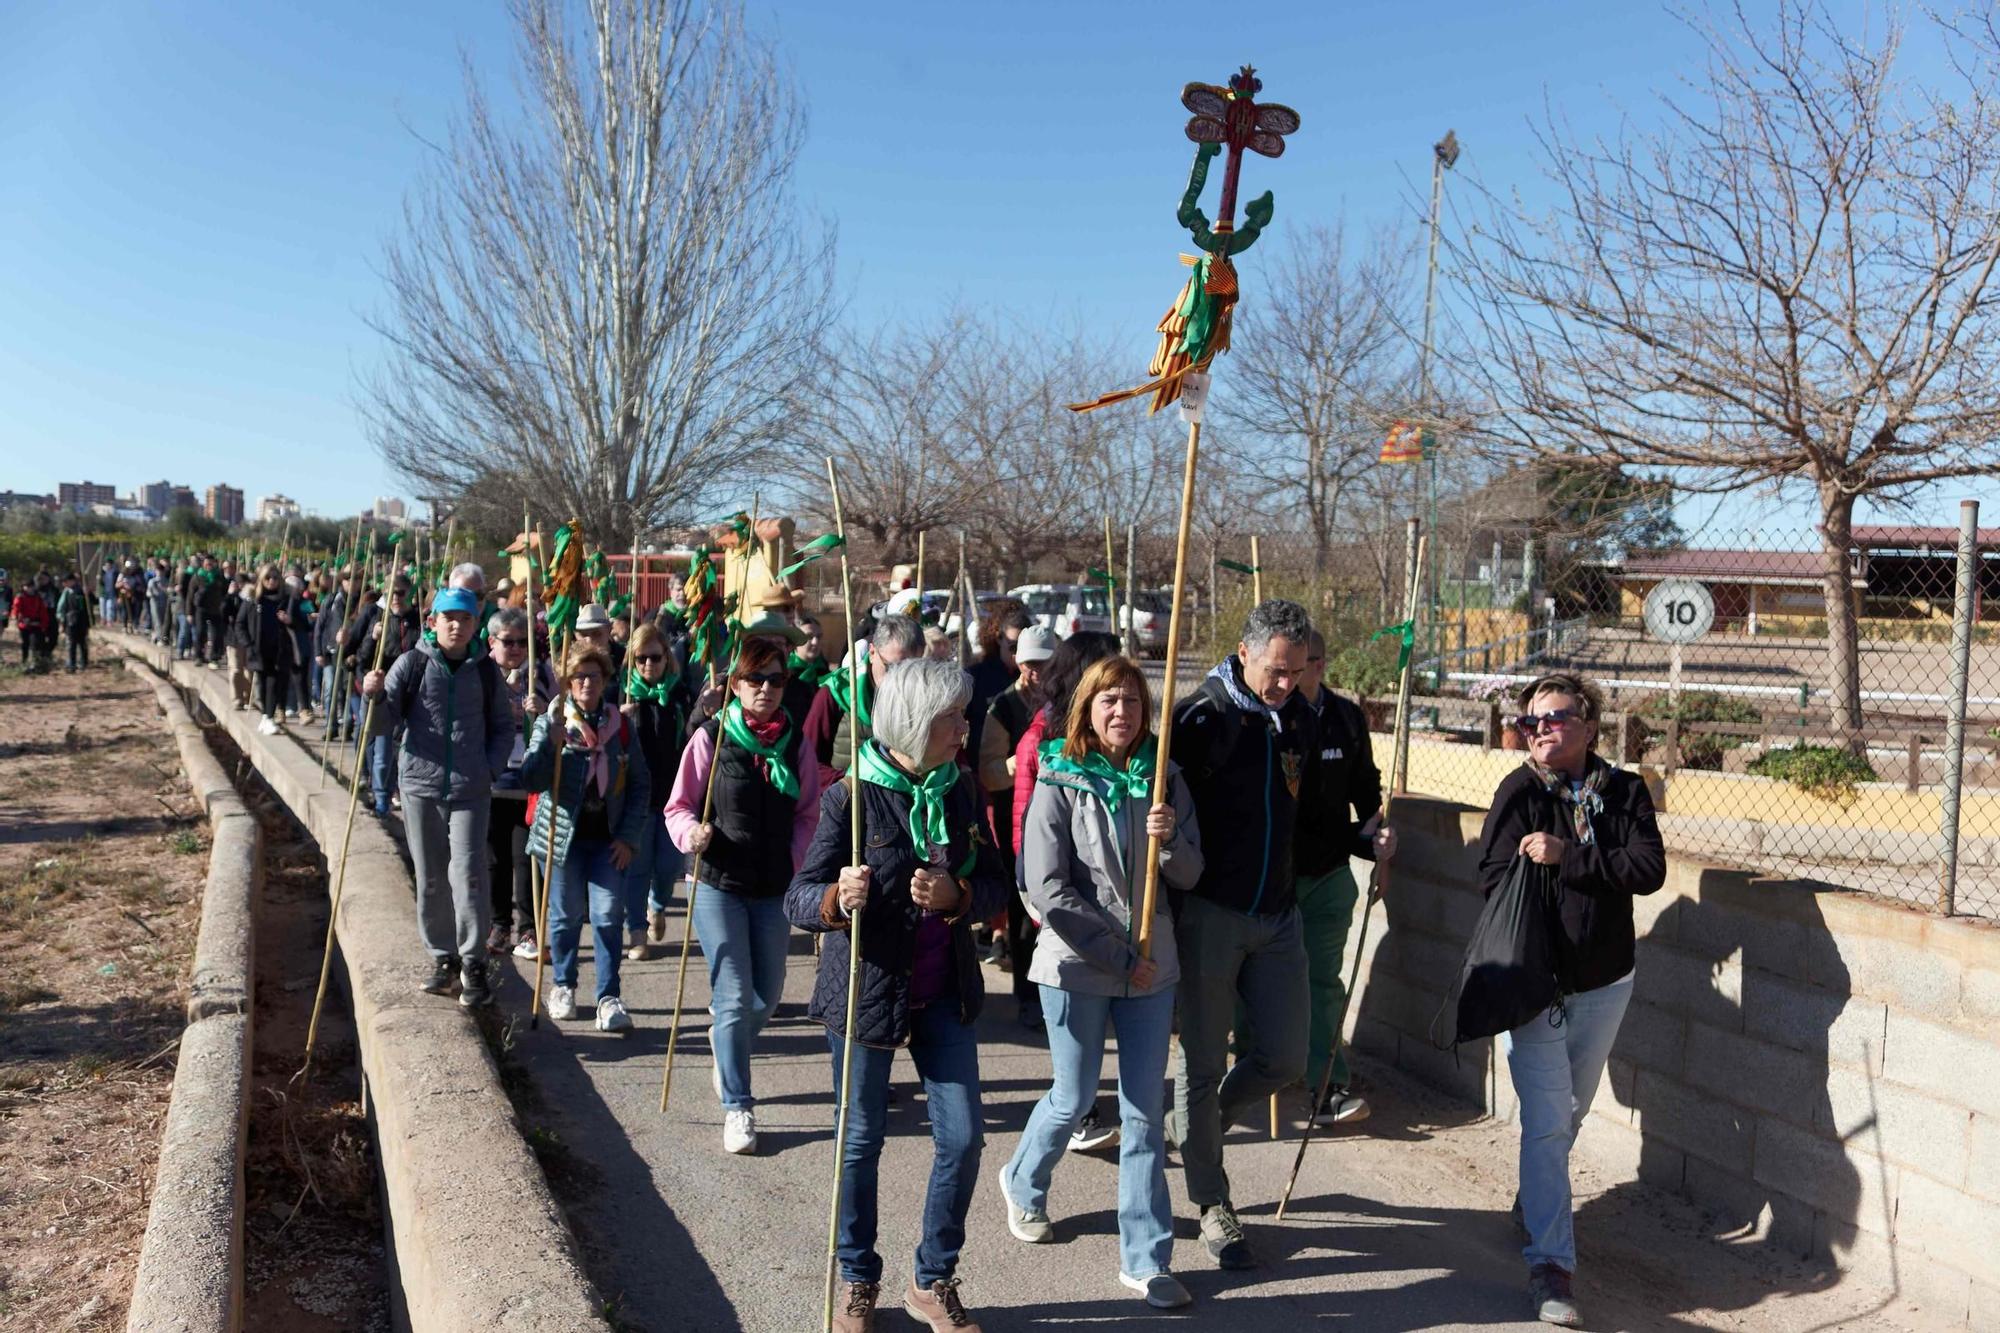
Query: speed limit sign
1644,579,1714,644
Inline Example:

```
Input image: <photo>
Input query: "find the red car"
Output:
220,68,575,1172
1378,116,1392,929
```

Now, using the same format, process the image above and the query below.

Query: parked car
942,591,1005,641
1117,588,1171,656
1011,584,1114,640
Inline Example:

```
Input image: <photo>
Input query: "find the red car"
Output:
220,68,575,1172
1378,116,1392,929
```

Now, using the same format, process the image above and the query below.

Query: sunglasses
739,670,787,687
1514,708,1586,735
633,652,667,663
496,637,528,648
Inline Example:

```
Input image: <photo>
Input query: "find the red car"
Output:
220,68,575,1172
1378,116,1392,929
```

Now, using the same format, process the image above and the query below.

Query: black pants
65,629,88,671
989,793,1039,1009
198,609,226,662
258,651,290,717
487,796,532,933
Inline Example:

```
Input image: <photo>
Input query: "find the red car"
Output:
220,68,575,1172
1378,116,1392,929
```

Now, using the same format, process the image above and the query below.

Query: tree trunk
1818,488,1865,753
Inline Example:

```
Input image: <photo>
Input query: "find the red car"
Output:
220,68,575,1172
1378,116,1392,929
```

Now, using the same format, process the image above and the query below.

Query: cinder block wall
1356,796,2000,1329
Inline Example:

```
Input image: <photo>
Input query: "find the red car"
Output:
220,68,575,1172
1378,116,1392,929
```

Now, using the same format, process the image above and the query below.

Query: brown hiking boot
831,1279,880,1332
905,1277,981,1331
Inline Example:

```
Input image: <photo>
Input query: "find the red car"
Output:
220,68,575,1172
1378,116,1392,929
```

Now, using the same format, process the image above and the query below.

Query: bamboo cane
1251,534,1264,605
822,456,867,1333
319,516,367,789
301,562,400,1075
1103,515,1119,653
658,698,725,1112
522,516,547,963
1275,521,1425,1220
529,703,568,1029
1135,419,1202,960
915,529,926,613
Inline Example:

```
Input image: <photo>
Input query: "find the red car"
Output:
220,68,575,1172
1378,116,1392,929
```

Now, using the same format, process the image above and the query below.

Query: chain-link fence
1154,515,1999,921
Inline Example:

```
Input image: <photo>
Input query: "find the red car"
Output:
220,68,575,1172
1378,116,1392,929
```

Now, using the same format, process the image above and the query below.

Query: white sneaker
722,1108,757,1155
998,1168,1052,1243
547,985,577,1021
256,716,279,736
1119,1272,1192,1309
595,995,632,1033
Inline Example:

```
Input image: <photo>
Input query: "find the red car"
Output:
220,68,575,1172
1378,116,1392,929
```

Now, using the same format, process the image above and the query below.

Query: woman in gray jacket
1002,655,1203,1310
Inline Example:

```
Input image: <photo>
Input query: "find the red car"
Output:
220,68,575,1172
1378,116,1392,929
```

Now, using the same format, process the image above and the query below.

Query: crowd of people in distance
26,538,1663,1331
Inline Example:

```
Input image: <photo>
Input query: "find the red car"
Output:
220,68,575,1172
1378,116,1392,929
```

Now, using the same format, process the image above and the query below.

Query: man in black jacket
1168,598,1317,1271
1293,629,1396,1128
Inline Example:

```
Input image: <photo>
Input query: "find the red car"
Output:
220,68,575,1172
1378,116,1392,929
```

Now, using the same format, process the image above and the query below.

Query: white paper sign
1179,372,1211,424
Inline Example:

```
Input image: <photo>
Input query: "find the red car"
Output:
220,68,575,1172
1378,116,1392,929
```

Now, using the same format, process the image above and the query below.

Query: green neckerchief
626,669,681,707
824,661,872,730
856,738,956,853
722,699,799,798
1036,734,1156,814
789,651,829,687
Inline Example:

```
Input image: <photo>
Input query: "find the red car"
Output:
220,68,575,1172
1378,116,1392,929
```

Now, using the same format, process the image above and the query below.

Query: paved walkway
476,910,1935,1333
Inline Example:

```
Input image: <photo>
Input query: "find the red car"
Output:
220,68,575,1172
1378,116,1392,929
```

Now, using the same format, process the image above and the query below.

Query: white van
1011,584,1114,640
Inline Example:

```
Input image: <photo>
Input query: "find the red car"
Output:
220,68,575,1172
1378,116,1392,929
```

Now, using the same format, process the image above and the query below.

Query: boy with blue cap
362,584,516,1005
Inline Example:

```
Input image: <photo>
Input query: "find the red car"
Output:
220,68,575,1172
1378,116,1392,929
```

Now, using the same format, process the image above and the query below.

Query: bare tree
362,0,834,548
1454,1,2000,739
1219,222,1418,574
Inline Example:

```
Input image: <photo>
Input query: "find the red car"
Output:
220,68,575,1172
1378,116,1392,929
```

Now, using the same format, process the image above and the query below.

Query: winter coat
1294,688,1384,876
313,589,349,662
375,636,515,803
1475,760,1667,994
12,591,49,635
245,589,299,662
1020,750,1202,998
785,762,1007,1050
520,704,652,865
54,586,92,632
1170,659,1318,917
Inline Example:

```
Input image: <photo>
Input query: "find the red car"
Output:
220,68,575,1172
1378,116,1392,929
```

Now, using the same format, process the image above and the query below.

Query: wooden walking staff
529,520,587,1027
821,456,868,1333
660,491,757,1111
319,516,367,788
301,553,401,1076
1276,520,1424,1221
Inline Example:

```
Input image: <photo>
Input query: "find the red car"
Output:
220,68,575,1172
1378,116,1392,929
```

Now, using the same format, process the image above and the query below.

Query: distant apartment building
58,480,117,510
205,484,245,527
138,480,195,515
371,496,408,528
1,490,55,510
258,494,301,523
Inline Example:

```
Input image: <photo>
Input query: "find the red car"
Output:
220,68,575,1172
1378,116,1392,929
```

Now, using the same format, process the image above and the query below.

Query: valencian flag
1379,420,1436,464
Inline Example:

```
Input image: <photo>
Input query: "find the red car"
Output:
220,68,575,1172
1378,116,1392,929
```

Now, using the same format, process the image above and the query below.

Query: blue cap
432,587,479,617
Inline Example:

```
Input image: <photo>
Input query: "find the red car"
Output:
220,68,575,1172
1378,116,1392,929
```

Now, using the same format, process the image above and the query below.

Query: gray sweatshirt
1020,753,1204,998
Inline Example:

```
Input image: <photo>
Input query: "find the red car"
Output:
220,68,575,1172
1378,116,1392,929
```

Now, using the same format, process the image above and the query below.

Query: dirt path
0,657,208,1330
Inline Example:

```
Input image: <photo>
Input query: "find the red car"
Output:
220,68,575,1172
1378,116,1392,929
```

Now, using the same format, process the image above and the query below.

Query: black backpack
1430,856,1571,1048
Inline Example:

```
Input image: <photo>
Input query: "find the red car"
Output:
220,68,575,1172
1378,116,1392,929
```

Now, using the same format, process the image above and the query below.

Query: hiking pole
658,673,724,1112
301,562,398,1078
823,456,866,1333
1134,413,1200,964
1276,522,1424,1220
319,517,366,789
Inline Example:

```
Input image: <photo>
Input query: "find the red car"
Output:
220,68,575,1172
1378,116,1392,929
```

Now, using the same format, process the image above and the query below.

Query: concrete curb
122,656,259,1333
111,635,608,1333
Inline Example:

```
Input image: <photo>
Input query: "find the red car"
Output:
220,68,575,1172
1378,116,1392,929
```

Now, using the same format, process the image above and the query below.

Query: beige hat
737,611,807,646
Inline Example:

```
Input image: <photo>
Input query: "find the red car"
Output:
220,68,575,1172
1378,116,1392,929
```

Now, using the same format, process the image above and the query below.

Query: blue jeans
549,837,627,1000
690,888,788,1110
624,823,684,925
827,1003,983,1287
1502,973,1634,1273
366,732,396,813
1006,985,1175,1278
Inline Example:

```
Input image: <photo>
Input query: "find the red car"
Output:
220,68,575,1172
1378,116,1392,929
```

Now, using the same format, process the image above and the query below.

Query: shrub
1638,690,1763,769
1746,744,1878,806
1324,639,1402,698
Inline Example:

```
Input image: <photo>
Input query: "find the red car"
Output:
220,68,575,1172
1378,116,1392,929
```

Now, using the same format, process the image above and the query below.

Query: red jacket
1009,707,1050,857
11,591,50,634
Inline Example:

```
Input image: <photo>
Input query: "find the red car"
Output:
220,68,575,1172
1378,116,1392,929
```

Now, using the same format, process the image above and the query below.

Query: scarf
857,738,956,854
1037,734,1156,814
1207,656,1283,729
625,670,680,707
561,699,615,798
722,700,799,798
823,649,873,730
1523,753,1608,845
789,651,830,687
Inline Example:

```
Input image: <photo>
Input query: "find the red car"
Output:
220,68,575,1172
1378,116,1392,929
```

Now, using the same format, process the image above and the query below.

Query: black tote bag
1430,855,1568,1049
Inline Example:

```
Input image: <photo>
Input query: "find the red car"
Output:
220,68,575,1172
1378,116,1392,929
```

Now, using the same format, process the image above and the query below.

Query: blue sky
2,0,1992,542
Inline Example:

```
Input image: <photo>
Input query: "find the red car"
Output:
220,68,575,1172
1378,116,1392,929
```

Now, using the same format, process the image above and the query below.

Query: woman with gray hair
787,656,1009,1333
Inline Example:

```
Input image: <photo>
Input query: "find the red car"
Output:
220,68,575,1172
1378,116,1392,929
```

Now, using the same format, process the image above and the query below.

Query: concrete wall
1358,795,2000,1329
113,635,609,1333
124,662,258,1333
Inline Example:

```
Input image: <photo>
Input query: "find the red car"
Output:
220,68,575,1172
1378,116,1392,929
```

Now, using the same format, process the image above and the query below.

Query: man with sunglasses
1292,629,1396,1128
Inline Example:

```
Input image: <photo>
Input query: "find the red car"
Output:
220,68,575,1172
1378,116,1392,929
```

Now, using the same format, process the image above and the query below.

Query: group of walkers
39,537,1662,1329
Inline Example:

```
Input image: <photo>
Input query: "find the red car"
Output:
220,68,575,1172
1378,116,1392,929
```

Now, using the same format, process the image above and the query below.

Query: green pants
1298,864,1362,1089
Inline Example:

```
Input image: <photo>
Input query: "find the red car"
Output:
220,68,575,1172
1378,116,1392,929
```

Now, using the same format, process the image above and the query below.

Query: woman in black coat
787,657,1007,1333
243,563,299,735
1475,671,1664,1327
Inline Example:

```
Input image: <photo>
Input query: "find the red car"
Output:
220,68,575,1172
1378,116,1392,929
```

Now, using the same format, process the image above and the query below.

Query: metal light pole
1421,130,1459,696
